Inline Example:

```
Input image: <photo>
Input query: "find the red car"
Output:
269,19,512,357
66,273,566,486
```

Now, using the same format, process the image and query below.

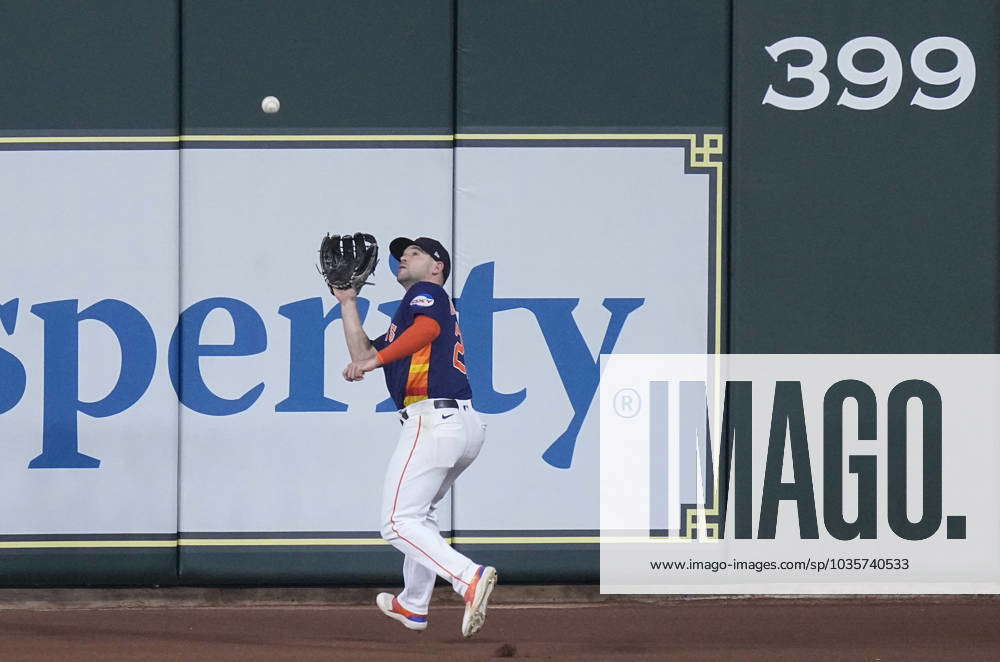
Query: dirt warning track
1,596,999,660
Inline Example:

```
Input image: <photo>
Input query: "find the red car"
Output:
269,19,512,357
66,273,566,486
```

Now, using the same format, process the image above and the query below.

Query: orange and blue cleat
376,593,428,631
461,565,498,637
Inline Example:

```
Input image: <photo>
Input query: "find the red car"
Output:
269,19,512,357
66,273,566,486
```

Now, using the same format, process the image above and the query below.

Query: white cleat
376,592,428,631
461,565,498,638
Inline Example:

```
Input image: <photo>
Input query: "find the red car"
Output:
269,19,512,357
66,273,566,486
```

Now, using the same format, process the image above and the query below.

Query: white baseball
261,96,280,114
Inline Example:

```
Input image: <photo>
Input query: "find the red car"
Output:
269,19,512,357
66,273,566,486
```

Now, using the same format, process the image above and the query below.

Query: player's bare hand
342,356,381,382
330,286,358,304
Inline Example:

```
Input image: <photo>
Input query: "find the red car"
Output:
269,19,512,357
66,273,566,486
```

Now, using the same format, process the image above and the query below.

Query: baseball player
331,236,498,637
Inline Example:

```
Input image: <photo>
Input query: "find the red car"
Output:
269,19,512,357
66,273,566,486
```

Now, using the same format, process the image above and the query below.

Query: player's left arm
342,316,441,381
342,284,447,382
376,316,441,365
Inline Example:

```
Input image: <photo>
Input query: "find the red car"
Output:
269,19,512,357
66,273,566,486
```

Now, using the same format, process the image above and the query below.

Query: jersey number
453,322,467,374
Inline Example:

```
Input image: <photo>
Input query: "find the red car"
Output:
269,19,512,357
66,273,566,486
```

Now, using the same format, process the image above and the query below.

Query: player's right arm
331,287,377,362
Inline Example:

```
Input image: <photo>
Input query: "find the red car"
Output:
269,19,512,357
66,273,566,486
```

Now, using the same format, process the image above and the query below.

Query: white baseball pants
379,398,487,615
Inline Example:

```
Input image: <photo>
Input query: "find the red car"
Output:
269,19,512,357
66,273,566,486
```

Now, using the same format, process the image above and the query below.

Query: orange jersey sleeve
376,315,441,366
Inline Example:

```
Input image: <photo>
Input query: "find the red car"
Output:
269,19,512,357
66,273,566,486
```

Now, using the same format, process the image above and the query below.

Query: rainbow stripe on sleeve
402,344,431,406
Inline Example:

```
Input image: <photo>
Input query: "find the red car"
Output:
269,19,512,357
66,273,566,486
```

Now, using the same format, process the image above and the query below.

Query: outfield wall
0,0,996,587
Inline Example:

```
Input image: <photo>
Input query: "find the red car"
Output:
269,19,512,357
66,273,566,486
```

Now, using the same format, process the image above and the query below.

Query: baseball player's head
389,237,451,288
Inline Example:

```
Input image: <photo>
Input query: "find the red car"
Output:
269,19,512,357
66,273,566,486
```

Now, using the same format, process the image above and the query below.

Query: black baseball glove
318,233,379,293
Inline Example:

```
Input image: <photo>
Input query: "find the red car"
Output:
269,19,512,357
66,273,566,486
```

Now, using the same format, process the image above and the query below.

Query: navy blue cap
389,236,451,281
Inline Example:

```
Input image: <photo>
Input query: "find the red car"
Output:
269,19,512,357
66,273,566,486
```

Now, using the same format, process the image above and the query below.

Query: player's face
397,246,443,286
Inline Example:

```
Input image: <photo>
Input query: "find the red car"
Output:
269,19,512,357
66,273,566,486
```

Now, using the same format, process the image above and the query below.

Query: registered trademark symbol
613,388,641,418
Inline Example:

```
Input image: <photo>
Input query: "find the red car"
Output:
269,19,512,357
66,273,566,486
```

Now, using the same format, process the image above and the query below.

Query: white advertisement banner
178,147,453,534
0,151,179,535
0,138,721,548
453,140,718,532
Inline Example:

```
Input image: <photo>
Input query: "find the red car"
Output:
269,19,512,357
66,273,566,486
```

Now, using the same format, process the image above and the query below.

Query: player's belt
399,398,459,421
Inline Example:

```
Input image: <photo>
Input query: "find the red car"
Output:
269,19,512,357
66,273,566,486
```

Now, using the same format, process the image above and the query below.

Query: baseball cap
389,236,451,281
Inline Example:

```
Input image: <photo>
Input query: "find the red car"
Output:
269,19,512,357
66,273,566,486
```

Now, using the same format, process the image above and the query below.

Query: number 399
763,36,975,111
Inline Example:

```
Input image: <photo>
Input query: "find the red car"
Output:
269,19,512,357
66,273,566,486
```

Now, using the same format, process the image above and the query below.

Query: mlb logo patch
411,295,435,308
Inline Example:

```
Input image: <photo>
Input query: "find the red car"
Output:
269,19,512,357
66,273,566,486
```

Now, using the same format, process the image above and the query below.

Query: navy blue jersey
372,282,472,409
